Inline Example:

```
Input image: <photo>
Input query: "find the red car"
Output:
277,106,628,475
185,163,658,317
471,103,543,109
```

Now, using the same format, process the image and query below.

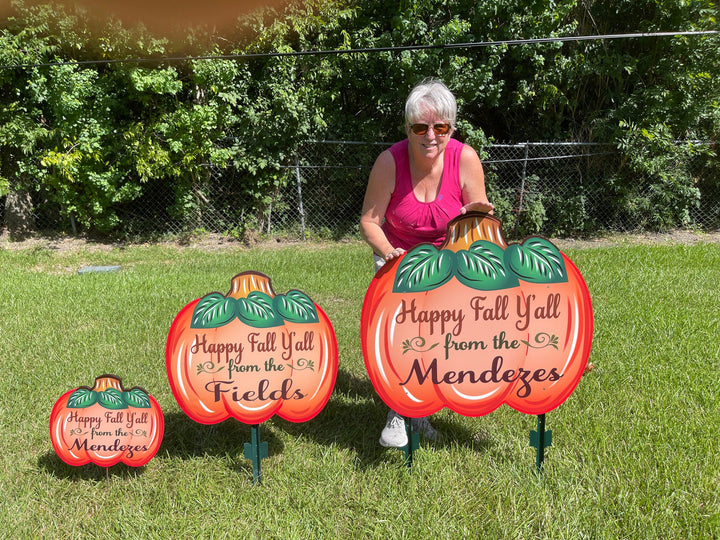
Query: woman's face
405,110,454,161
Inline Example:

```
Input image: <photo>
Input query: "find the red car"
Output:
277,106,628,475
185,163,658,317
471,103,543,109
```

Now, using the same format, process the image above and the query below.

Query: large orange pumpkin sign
50,375,164,467
166,272,338,425
361,213,593,418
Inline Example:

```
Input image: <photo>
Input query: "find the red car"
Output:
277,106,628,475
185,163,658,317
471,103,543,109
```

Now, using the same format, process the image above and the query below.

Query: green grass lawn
1,238,718,538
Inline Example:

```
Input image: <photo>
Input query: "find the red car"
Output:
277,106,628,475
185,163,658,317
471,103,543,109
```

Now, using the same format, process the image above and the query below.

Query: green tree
0,2,57,233
1,0,717,235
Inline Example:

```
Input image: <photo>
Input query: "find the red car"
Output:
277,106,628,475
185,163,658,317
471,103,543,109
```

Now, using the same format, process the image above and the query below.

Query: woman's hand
460,200,494,214
385,247,406,261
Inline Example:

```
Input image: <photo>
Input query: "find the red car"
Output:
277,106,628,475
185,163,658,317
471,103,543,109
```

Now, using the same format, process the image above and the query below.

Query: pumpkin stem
227,271,276,299
92,375,124,392
444,212,507,250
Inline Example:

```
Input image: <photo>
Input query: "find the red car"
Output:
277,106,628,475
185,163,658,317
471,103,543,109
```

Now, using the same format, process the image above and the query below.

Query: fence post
295,154,306,241
517,142,529,218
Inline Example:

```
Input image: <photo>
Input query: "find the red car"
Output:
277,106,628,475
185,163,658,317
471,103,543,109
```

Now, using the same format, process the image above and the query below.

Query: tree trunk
4,190,36,238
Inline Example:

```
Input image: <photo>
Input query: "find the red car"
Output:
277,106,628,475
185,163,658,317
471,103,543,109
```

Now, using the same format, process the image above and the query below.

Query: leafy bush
0,0,717,236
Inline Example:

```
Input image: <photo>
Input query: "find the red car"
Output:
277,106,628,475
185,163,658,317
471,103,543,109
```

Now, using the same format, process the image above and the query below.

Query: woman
359,78,493,448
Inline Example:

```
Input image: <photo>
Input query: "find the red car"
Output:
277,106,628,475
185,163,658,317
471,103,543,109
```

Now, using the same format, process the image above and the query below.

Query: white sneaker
412,416,440,441
379,410,408,448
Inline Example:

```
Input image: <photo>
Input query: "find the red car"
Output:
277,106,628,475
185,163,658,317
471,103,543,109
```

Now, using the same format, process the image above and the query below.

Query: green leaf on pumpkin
191,293,237,329
274,290,319,323
455,240,519,290
97,388,128,410
504,238,567,283
67,388,97,409
237,291,282,327
393,245,454,293
124,388,152,408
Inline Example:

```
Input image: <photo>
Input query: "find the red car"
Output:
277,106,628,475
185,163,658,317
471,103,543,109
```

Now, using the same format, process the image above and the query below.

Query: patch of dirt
0,231,242,253
551,229,720,250
0,232,118,253
2,229,720,253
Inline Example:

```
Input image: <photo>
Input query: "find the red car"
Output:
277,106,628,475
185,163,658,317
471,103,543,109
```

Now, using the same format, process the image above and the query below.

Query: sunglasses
409,123,452,136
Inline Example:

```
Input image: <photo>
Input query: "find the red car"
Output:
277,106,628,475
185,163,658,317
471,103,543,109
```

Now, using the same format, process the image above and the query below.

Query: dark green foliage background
1,0,717,235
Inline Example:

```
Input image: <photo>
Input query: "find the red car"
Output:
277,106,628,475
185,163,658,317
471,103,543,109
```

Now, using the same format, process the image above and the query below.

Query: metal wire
2,31,716,70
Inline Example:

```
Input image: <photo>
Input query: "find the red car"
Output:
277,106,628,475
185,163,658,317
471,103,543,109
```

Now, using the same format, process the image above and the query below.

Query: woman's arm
458,145,494,214
359,150,405,260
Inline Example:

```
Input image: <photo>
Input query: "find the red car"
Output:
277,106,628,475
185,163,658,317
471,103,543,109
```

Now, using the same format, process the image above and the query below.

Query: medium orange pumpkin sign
50,375,164,467
166,272,338,425
361,213,593,418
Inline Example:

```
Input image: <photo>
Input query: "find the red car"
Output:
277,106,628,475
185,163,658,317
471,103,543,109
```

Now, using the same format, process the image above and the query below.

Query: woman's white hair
404,78,457,127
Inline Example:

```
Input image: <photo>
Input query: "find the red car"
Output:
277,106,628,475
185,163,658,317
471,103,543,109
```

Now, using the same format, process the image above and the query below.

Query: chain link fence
208,140,717,241
2,141,717,240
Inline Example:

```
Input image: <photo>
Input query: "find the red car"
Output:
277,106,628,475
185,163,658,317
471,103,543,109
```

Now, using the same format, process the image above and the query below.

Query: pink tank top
382,138,465,250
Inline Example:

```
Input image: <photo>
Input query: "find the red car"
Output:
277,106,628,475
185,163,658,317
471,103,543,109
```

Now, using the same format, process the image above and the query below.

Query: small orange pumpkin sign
166,271,338,425
361,213,593,418
50,375,164,467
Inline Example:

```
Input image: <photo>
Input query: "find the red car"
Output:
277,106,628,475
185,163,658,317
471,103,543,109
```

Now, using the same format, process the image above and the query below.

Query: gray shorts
373,254,385,273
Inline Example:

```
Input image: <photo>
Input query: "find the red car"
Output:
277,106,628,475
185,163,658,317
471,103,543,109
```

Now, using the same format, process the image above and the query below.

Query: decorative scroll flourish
196,361,225,375
288,358,316,371
402,336,439,355
521,333,560,350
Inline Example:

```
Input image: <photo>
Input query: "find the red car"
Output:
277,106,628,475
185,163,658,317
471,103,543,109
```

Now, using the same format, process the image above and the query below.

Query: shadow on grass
38,452,154,483
159,412,286,480
38,414,285,481
159,413,283,458
40,369,499,479
269,369,495,469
